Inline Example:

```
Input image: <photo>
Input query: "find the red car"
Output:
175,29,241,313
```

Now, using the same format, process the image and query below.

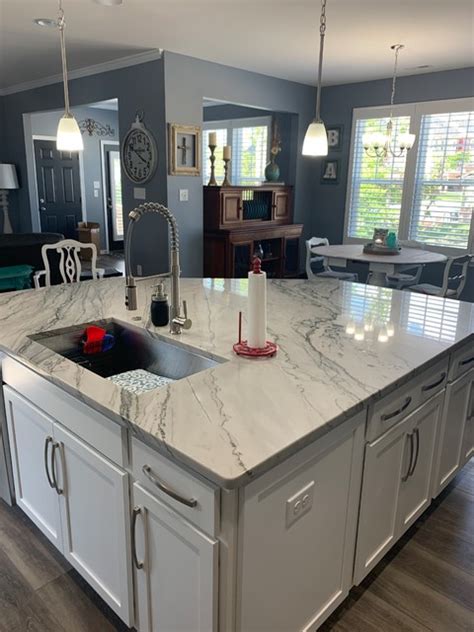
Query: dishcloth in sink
107,369,174,394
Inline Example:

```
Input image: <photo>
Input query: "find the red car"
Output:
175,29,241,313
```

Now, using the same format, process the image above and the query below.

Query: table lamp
0,164,19,234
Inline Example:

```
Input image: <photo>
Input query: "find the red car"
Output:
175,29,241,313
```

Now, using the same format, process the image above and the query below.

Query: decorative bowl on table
363,242,401,256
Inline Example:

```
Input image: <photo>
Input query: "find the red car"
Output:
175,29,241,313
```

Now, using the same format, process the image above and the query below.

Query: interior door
54,423,133,625
3,386,62,550
103,144,124,250
34,139,82,237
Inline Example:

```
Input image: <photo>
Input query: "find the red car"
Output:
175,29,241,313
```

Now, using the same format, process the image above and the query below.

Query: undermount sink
30,319,225,392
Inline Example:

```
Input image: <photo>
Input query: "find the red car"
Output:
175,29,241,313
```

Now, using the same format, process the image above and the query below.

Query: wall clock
121,112,158,184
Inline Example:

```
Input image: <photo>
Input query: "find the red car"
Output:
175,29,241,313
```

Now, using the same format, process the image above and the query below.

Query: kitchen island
0,277,472,631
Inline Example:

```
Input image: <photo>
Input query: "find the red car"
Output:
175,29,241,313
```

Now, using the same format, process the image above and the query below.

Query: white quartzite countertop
0,277,472,488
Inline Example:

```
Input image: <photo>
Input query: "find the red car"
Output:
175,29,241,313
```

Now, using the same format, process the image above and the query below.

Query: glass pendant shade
302,121,328,156
399,132,416,150
363,132,388,151
57,114,84,151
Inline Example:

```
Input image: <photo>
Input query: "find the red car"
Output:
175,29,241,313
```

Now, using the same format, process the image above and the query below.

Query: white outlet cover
286,481,315,528
134,187,146,200
179,189,189,202
94,190,99,198
93,181,101,189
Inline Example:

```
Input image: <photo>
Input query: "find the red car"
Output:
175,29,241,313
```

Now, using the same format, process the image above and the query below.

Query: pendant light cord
315,0,327,122
389,44,403,120
57,0,71,116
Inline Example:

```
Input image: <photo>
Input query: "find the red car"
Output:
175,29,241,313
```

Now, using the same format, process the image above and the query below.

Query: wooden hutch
203,184,303,278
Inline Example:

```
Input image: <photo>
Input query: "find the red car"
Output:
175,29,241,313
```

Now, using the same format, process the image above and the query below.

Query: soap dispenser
150,282,169,327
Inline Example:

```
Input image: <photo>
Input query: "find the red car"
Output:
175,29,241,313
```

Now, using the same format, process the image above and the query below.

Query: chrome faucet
124,202,192,335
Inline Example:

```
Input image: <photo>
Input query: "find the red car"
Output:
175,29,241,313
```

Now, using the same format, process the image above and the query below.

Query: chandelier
363,44,416,159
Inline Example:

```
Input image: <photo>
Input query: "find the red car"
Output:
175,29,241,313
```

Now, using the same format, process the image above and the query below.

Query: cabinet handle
142,465,197,508
131,507,144,570
422,372,446,392
44,436,55,489
381,396,412,422
408,428,420,477
51,442,64,495
460,356,474,367
401,432,414,482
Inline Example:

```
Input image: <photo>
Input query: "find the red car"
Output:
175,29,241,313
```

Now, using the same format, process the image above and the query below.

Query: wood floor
0,461,472,632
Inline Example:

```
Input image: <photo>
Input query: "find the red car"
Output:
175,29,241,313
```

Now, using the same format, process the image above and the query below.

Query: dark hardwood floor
0,461,472,632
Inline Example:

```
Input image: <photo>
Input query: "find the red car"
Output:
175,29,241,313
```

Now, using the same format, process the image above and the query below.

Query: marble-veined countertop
0,277,472,488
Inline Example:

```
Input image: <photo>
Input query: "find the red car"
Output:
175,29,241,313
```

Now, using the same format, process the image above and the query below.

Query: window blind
347,116,410,239
410,110,474,249
202,128,227,185
402,293,460,343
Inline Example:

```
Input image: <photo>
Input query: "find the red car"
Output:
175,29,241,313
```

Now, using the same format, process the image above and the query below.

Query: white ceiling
1,0,473,92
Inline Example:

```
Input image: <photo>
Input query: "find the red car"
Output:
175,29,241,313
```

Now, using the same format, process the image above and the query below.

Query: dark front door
103,143,124,251
34,139,82,237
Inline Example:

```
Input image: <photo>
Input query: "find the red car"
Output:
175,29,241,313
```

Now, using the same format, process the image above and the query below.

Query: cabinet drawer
131,437,219,536
367,358,448,442
448,343,474,383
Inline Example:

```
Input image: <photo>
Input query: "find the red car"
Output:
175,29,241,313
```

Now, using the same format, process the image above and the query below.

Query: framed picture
326,125,343,151
321,159,340,184
168,123,201,176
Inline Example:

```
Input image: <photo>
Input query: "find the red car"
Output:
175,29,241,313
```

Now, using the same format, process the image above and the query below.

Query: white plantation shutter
203,117,270,186
347,116,410,239
402,292,460,343
409,110,474,249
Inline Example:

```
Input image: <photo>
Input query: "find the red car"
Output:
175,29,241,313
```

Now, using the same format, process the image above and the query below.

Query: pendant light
56,1,83,151
302,0,329,157
363,45,416,159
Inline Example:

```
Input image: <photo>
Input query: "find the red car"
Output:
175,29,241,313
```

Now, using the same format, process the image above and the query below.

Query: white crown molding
0,49,163,97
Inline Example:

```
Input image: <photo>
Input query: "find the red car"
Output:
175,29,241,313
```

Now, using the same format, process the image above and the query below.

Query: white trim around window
344,97,474,255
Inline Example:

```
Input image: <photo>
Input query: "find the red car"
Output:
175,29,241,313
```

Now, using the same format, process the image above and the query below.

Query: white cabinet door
3,386,62,550
397,392,443,534
354,416,410,584
434,369,473,495
54,423,133,626
460,374,474,466
132,482,218,632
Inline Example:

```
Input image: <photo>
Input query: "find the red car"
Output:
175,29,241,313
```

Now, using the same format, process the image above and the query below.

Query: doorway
34,139,83,237
102,142,124,251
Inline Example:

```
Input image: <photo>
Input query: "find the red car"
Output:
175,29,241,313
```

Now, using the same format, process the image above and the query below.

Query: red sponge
82,325,106,355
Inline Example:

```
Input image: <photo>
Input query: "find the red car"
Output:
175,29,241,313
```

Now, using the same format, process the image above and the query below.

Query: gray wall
28,106,119,250
163,51,316,276
203,103,295,187
1,59,168,274
313,66,474,300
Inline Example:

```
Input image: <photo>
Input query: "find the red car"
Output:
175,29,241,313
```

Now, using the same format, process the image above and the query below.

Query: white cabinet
54,424,133,625
460,376,474,466
433,368,473,496
355,392,443,584
3,386,133,626
4,386,62,550
132,482,218,632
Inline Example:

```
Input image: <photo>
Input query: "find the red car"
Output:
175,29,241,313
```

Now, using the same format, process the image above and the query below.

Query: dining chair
305,237,358,282
33,239,104,288
385,240,425,290
409,254,472,299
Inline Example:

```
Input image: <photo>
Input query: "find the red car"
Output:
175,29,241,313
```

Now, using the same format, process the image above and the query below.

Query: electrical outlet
134,187,146,200
137,264,143,276
94,189,99,198
286,481,314,528
179,189,189,202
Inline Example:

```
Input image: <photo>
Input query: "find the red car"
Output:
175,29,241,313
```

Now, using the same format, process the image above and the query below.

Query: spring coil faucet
124,202,192,334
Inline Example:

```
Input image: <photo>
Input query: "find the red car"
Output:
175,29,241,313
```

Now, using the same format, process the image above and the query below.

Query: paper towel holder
233,311,278,358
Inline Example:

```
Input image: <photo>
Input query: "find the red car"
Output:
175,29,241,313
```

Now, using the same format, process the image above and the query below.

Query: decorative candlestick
208,144,217,186
222,157,231,186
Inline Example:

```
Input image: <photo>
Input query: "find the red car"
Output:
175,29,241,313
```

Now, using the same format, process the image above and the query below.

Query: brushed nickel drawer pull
422,372,446,392
381,396,412,422
131,507,144,570
51,442,63,495
401,432,414,482
460,356,474,366
44,436,55,489
142,465,197,508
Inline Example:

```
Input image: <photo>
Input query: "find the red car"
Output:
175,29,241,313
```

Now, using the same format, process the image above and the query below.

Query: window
202,117,270,186
345,98,474,253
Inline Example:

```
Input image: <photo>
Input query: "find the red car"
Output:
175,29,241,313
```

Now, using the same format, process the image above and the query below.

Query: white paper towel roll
248,263,267,349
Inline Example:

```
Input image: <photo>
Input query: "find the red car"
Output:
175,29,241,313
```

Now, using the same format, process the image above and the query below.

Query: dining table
310,243,447,287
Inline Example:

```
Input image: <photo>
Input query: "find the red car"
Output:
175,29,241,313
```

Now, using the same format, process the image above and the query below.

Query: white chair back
34,239,101,288
305,237,330,279
440,254,472,299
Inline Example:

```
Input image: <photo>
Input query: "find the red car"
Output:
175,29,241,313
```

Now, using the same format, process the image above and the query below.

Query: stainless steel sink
30,319,225,385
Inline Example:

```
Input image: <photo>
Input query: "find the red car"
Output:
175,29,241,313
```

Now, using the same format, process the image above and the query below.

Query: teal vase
265,158,280,182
